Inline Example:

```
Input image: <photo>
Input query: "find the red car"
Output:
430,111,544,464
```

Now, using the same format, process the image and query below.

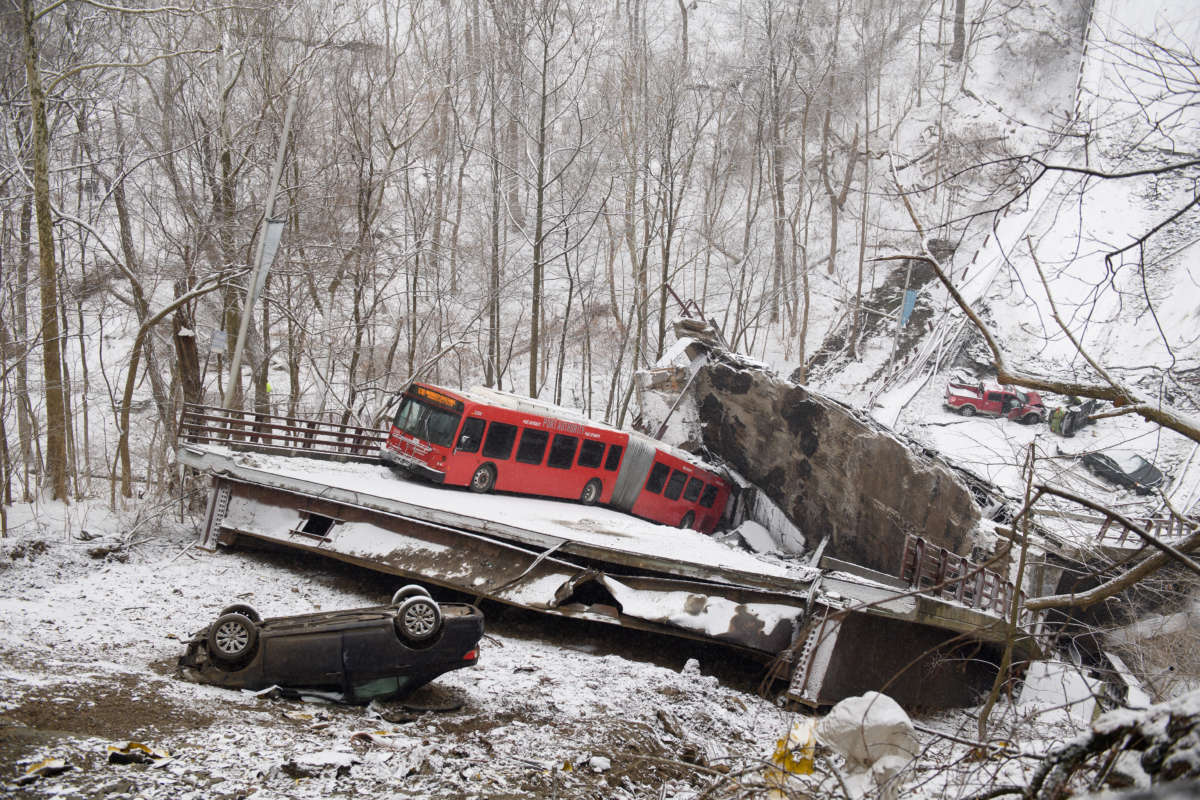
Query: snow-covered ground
0,500,1101,799
0,501,794,799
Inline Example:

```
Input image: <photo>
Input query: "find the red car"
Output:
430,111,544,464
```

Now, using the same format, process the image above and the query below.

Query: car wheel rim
405,605,437,636
472,469,490,490
214,621,248,655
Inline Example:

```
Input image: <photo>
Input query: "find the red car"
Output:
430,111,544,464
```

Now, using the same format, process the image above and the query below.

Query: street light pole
223,91,298,411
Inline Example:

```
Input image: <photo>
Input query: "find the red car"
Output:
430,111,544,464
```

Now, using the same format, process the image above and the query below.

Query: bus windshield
393,397,462,448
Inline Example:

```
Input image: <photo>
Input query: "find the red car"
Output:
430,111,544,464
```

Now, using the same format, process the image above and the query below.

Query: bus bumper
380,446,446,484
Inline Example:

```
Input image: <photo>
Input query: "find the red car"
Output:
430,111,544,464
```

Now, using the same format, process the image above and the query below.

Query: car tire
218,603,262,623
391,584,432,606
580,479,602,506
469,464,496,494
395,596,443,643
959,405,976,417
680,511,695,530
1021,413,1040,425
207,613,258,664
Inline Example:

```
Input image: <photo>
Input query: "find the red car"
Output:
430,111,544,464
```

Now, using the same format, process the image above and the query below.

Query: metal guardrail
1094,513,1196,547
1033,508,1197,546
900,534,1038,627
178,404,387,461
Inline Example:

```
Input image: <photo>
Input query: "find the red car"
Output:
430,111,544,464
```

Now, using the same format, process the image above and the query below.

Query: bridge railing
899,534,1050,639
178,403,387,461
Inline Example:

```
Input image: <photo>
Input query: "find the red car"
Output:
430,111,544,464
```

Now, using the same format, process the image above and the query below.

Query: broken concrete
688,346,981,575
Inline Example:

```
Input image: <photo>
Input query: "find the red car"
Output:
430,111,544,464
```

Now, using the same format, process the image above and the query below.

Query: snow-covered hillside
4,0,1200,796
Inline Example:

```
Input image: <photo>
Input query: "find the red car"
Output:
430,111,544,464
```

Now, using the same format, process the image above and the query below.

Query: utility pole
224,92,298,411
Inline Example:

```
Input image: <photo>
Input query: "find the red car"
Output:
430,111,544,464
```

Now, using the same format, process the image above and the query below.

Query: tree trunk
22,0,69,501
172,285,203,408
529,32,550,398
949,0,966,62
15,174,36,498
850,86,871,357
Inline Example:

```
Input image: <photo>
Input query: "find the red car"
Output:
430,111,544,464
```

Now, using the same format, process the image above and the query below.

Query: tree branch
1033,484,1200,577
1032,156,1200,179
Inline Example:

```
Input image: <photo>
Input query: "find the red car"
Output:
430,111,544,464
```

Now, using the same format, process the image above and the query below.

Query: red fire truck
380,383,730,533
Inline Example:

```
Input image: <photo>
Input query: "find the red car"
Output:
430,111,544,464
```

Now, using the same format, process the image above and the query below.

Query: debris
817,692,918,800
284,749,361,778
1104,650,1153,709
656,708,686,740
295,749,361,768
588,755,611,773
730,520,779,554
681,658,701,676
350,731,407,751
106,741,171,765
15,758,71,785
772,717,817,776
1018,660,1101,726
88,542,128,561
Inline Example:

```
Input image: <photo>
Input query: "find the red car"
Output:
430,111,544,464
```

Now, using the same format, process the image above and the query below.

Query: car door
262,629,344,688
342,620,415,683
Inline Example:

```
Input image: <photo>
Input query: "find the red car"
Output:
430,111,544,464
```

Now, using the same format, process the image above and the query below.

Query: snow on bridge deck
216,446,789,577
178,443,796,586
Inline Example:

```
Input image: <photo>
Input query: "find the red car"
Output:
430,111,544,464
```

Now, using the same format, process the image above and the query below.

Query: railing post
933,547,946,595
913,537,926,588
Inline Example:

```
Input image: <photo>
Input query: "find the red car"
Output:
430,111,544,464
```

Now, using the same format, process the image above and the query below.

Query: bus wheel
469,464,496,494
580,479,601,506
680,511,695,530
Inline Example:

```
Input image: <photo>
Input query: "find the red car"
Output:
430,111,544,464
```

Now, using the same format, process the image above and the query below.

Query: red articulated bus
380,382,730,533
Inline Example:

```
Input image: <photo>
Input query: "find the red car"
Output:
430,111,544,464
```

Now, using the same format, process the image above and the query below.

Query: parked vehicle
178,587,483,703
944,379,1046,424
381,382,730,533
1081,450,1166,495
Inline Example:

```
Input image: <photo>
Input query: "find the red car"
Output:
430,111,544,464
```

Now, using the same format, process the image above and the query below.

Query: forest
6,1,1200,798
1,0,1097,510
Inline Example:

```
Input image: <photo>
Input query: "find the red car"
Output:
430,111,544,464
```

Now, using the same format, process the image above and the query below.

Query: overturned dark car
179,586,484,703
1081,450,1166,496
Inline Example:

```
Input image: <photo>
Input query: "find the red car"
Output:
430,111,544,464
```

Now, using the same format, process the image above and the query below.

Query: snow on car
1081,449,1167,495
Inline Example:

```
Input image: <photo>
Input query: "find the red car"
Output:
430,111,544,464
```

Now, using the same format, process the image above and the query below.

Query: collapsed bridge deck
177,405,1046,708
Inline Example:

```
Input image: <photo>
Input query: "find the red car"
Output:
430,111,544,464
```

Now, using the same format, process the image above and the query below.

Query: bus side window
664,470,688,501
699,484,719,509
482,422,518,460
457,417,486,453
604,444,624,471
547,434,579,469
683,477,704,503
577,440,605,468
515,428,550,465
644,462,670,494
